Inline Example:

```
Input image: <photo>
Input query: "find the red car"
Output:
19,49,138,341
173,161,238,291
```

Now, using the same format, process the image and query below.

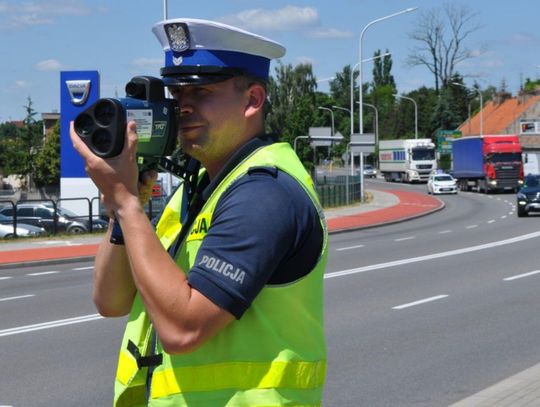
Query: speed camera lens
91,129,112,155
94,100,116,126
74,113,94,137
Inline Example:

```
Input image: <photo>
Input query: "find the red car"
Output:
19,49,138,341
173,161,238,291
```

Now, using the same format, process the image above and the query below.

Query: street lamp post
452,82,483,136
357,8,417,137
395,94,418,139
349,52,390,136
317,106,335,137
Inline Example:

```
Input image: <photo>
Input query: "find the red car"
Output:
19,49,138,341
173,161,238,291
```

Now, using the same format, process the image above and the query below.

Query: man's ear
245,83,266,118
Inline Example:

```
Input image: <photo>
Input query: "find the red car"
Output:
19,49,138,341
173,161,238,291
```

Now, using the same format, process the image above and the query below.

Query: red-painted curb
326,189,443,232
0,244,99,265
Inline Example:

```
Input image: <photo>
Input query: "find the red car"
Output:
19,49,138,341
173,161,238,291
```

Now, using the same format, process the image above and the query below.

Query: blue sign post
59,71,100,215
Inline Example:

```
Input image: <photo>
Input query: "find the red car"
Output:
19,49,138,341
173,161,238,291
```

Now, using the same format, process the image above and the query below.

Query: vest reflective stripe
114,142,327,406
150,359,326,398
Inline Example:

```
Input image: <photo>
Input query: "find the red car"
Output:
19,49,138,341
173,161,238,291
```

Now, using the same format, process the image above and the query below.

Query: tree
266,62,318,168
20,97,44,178
372,49,395,88
407,4,481,92
368,50,397,141
33,122,60,187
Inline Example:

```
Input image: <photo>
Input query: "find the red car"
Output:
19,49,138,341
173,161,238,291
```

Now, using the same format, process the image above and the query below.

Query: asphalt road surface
2,180,540,406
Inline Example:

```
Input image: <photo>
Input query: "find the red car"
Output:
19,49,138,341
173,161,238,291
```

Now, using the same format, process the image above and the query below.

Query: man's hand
70,120,140,214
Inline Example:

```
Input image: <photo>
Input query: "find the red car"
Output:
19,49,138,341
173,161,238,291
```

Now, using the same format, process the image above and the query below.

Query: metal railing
315,175,362,208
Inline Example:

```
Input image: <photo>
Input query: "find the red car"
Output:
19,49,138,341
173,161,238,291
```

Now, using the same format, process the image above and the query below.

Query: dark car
516,174,540,217
0,203,107,234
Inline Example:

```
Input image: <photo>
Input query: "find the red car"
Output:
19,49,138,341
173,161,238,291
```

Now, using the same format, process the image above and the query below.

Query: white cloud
511,32,535,44
219,6,319,31
307,28,353,39
0,0,91,29
15,80,30,88
35,59,64,71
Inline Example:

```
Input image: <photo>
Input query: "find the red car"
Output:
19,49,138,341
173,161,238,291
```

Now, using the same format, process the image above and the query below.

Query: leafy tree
407,4,482,92
431,87,461,131
33,121,60,187
524,78,540,92
20,97,44,178
372,49,395,88
266,62,318,168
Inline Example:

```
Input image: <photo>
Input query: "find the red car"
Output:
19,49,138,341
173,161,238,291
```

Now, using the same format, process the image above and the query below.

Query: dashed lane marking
0,294,34,302
393,295,449,310
503,270,540,281
336,244,365,251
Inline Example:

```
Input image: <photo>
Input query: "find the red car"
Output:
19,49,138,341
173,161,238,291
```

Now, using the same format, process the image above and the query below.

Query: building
42,112,60,137
458,90,540,174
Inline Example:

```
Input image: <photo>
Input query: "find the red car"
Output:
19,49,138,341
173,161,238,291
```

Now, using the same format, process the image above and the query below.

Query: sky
1,0,539,121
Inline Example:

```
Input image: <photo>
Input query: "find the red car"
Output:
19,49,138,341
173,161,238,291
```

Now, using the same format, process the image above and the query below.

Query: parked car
362,165,377,178
0,213,46,238
516,174,540,217
427,173,458,195
0,203,107,234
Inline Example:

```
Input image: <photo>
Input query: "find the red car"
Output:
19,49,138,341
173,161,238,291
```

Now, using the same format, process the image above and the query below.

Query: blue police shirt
187,168,323,319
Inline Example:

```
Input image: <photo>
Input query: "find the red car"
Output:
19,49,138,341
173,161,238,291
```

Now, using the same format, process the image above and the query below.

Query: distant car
362,165,377,178
516,174,540,217
0,203,107,234
427,173,458,195
0,213,46,238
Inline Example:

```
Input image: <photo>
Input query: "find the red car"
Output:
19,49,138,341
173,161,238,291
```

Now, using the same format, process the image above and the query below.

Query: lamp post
395,94,418,139
349,52,391,136
452,82,483,136
357,8,417,137
317,106,335,137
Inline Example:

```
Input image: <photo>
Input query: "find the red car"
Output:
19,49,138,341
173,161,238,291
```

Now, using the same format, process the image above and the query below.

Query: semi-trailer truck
451,135,524,193
379,138,437,182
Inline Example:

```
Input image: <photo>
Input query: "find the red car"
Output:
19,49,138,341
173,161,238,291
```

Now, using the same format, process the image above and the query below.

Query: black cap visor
161,65,246,87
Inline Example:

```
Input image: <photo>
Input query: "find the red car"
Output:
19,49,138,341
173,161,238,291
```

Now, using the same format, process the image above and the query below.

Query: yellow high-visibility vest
114,142,328,406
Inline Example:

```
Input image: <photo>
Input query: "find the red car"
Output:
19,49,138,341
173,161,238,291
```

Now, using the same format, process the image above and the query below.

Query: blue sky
1,0,539,121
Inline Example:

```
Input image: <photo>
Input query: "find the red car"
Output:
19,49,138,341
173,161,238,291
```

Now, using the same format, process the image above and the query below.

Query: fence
0,196,165,239
0,175,360,238
315,175,363,208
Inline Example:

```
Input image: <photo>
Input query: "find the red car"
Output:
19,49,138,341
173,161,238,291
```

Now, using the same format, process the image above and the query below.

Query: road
1,179,540,406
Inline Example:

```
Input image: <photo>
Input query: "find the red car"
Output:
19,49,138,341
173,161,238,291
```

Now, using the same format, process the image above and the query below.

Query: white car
0,214,46,238
427,173,458,195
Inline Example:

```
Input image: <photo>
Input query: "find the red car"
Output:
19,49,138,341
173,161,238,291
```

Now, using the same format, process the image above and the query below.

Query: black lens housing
74,98,126,158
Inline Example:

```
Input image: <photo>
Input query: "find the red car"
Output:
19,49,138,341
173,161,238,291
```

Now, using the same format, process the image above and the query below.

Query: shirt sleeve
187,168,321,319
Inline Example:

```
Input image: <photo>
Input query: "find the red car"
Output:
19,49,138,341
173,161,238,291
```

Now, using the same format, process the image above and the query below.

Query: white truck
378,138,437,183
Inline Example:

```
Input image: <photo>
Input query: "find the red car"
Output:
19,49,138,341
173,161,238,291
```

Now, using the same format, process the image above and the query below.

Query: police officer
70,18,328,406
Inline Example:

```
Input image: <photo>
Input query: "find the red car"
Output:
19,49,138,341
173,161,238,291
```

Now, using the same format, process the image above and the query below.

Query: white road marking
487,220,495,224
0,294,34,302
466,225,478,229
0,276,13,281
72,266,94,270
336,244,365,251
438,230,452,234
0,314,103,337
393,295,448,310
503,270,540,281
325,230,540,279
395,236,415,242
501,215,507,219
26,271,59,276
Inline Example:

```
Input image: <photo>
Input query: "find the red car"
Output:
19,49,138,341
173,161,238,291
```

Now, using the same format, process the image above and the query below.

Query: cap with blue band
152,18,286,86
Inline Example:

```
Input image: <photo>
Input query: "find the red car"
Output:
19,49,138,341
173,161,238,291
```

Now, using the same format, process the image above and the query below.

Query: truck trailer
379,138,436,183
451,135,524,193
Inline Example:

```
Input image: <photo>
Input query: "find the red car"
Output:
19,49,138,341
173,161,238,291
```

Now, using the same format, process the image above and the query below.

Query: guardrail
0,175,360,238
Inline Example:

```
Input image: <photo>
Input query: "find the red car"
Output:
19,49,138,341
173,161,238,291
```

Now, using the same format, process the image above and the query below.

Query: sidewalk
0,188,443,268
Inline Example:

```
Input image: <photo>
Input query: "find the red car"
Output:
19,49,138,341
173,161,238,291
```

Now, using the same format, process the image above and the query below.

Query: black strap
127,340,163,369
